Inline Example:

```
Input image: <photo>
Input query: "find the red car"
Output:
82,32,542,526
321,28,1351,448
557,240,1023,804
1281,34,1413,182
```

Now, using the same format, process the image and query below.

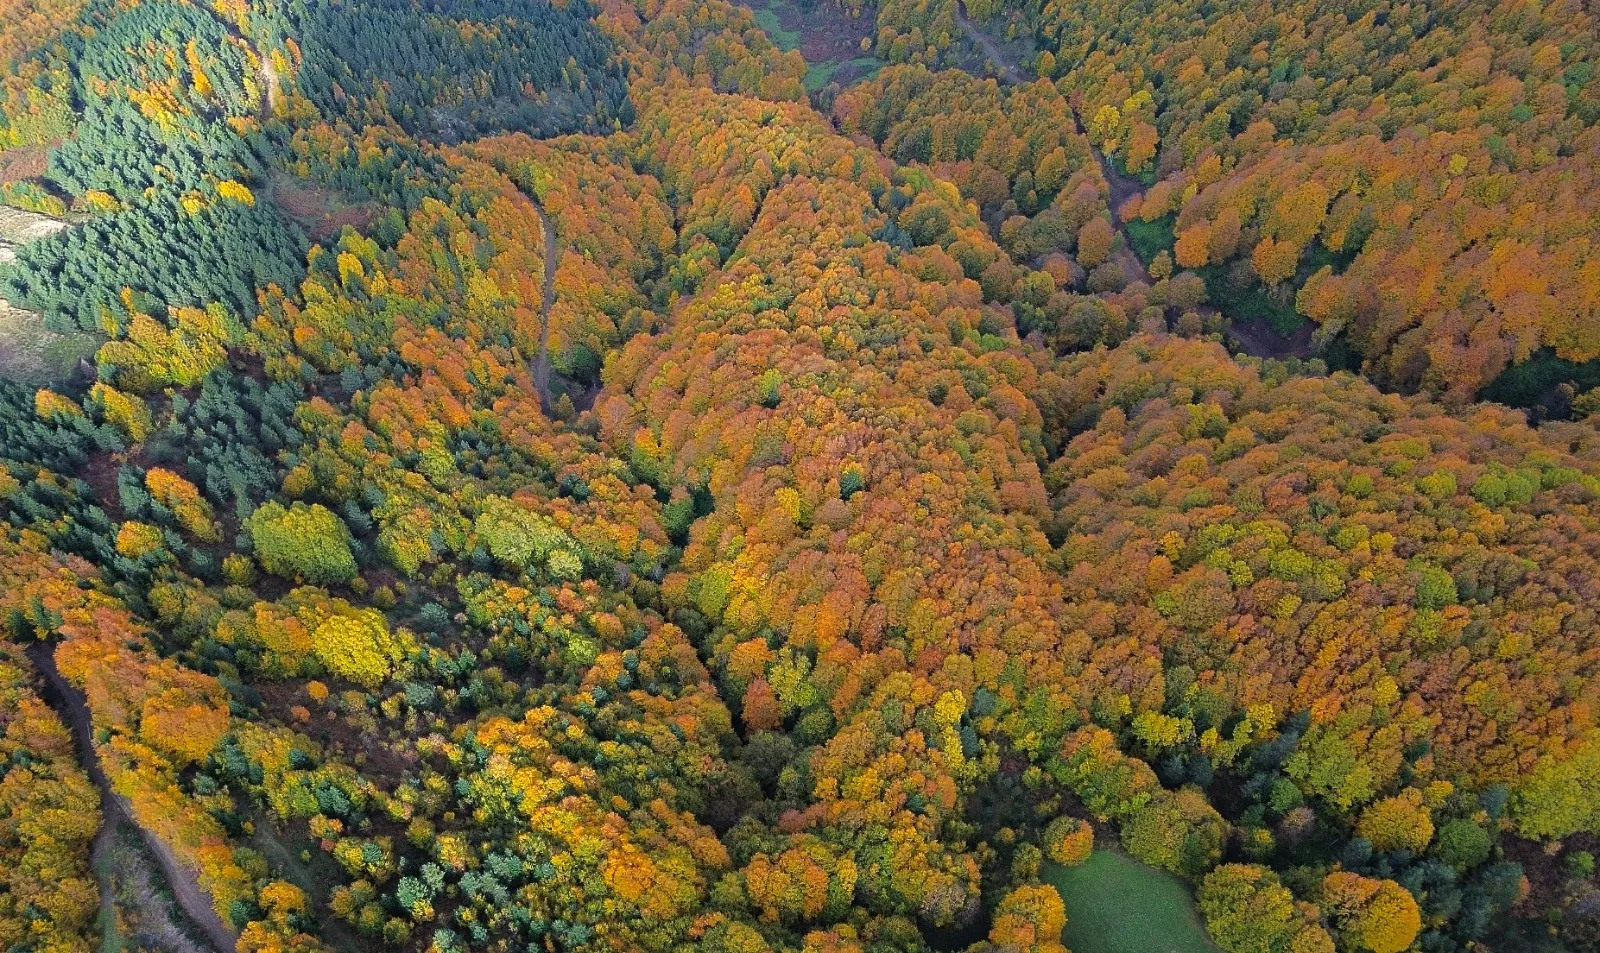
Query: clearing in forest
1044,853,1221,953
738,0,885,90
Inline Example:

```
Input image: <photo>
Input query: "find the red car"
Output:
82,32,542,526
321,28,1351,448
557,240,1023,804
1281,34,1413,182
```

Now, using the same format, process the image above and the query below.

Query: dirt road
948,2,1316,357
26,642,238,953
951,4,1157,291
953,0,1023,84
530,202,558,414
259,53,280,120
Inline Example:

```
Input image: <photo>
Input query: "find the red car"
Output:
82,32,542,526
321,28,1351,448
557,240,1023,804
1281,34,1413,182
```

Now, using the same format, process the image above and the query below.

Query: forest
1,0,1599,953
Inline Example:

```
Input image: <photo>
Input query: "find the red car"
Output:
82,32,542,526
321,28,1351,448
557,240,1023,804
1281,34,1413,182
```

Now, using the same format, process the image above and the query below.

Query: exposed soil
1505,832,1600,916
735,0,887,91
954,0,1023,85
257,679,418,778
26,641,238,953
246,813,364,953
1226,316,1316,360
80,451,128,521
531,202,559,414
952,1,1159,302
0,203,71,244
259,49,280,120
270,175,381,243
752,0,873,64
0,146,50,185
100,821,217,953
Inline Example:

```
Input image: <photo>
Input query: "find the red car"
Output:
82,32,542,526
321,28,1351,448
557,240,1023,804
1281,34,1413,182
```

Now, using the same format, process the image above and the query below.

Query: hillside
1,2,1599,953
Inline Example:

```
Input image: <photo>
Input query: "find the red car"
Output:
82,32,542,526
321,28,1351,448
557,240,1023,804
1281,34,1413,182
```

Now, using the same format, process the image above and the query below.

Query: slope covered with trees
3,1,1600,953
837,0,1600,401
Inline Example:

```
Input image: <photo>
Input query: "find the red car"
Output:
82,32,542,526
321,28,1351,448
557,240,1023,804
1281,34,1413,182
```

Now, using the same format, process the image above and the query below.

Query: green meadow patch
1044,852,1220,953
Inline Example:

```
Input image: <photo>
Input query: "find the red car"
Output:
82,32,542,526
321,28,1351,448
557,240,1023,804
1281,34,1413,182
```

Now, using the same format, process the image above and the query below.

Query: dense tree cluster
2,0,307,333
0,0,84,149
612,0,809,103
1000,0,1600,398
291,0,632,141
833,0,961,69
1032,335,1600,949
4,1,1600,953
0,637,100,953
834,67,1106,249
465,131,676,387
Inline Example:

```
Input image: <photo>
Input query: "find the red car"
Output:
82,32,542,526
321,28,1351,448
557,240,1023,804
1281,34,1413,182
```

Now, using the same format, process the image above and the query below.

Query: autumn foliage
3,1,1600,952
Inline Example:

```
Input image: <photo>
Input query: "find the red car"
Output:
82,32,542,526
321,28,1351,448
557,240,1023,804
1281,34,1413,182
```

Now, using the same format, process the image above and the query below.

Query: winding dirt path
949,4,1317,358
531,202,558,414
952,1,1154,290
26,642,237,953
953,0,1023,84
196,6,278,122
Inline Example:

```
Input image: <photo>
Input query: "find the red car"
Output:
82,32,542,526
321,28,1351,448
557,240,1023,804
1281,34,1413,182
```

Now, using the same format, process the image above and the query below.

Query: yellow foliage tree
1355,789,1433,854
1251,235,1300,286
1321,872,1421,953
311,608,401,689
1042,816,1094,867
140,688,230,764
146,468,220,541
97,304,229,391
91,382,153,441
988,884,1068,953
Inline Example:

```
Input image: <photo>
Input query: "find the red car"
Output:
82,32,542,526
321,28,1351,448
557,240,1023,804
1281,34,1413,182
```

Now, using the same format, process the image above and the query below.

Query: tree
1042,816,1093,867
1077,217,1115,269
1199,864,1333,953
1356,789,1433,854
1432,819,1491,871
312,608,401,689
247,501,358,584
1320,872,1421,953
988,884,1068,953
474,495,580,575
1122,788,1227,879
1174,223,1211,269
0,640,101,953
1251,236,1299,286
146,467,220,541
1511,732,1600,839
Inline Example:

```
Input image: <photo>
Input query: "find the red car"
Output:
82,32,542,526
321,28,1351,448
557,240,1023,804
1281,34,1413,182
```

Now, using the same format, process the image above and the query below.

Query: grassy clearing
1124,214,1175,264
740,0,885,93
1195,264,1304,335
93,828,123,953
1043,851,1220,953
749,2,800,51
0,297,98,385
805,55,882,91
1480,348,1600,409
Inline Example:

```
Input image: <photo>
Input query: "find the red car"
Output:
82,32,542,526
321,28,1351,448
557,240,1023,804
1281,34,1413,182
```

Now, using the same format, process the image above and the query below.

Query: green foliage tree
247,501,357,584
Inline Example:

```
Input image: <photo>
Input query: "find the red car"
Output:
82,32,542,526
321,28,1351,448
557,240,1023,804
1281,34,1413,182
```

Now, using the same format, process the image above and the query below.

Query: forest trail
531,201,558,414
197,7,278,122
259,51,280,120
953,0,1023,84
0,203,72,263
0,206,88,385
25,641,238,953
948,3,1312,358
951,2,1157,298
